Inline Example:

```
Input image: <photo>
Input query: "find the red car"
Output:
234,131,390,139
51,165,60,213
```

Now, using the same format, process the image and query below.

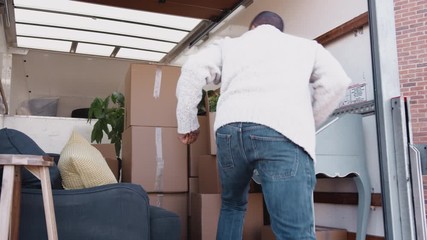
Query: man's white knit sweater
176,25,351,161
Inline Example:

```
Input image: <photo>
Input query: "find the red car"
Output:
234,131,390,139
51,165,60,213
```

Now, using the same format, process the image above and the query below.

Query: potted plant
87,91,124,157
207,89,220,113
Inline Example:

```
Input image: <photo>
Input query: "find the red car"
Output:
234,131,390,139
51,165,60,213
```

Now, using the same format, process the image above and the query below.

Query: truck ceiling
1,0,251,63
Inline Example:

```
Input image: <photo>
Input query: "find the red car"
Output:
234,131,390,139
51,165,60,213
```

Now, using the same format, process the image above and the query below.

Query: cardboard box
261,225,275,240
207,112,217,155
92,143,116,158
105,157,120,181
188,177,199,216
149,193,188,240
122,126,188,192
261,225,348,240
188,116,210,176
125,64,180,128
197,155,261,194
190,193,263,240
204,88,220,155
198,155,221,193
189,177,199,194
92,143,120,181
316,226,347,240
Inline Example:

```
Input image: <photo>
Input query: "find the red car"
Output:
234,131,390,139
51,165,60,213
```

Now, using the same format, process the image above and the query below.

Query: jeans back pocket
250,134,299,180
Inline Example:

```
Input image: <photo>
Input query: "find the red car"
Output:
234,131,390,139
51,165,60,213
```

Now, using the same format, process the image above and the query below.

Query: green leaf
88,91,125,156
111,91,125,107
103,96,110,110
91,121,104,143
206,89,220,112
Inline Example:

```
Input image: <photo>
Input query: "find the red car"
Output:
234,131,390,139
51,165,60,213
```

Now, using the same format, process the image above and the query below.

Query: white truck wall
242,0,367,38
0,114,108,154
174,0,368,64
327,26,374,102
10,50,132,117
0,18,11,113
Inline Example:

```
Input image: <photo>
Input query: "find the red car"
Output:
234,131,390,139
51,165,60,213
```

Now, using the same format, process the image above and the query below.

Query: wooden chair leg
40,167,58,240
0,166,16,240
26,166,58,240
1,155,58,240
11,167,22,240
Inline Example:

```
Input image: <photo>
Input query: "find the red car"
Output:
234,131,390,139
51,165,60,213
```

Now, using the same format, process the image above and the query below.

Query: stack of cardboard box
122,63,188,240
191,153,264,240
121,63,265,239
121,63,346,240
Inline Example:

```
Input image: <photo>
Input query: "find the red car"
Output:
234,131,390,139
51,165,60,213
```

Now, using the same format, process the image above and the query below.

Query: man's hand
178,129,200,144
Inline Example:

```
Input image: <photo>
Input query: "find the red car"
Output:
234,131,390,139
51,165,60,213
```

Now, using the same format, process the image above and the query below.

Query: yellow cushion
58,131,117,189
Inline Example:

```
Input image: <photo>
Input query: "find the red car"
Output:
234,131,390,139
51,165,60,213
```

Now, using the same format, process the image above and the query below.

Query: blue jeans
215,122,316,240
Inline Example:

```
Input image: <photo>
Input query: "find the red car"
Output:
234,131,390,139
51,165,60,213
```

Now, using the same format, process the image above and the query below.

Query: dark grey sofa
19,183,181,240
0,128,181,240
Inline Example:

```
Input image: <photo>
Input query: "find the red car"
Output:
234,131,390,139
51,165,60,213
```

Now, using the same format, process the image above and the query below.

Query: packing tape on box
153,67,162,99
154,127,165,191
153,194,164,207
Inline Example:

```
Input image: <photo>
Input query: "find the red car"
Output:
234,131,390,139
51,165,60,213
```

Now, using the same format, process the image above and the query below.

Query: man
176,11,351,240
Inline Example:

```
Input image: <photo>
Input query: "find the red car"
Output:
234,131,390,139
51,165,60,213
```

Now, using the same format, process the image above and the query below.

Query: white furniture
315,114,371,240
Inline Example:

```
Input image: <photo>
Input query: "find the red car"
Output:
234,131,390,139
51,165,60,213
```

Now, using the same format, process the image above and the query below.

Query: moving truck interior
0,0,425,239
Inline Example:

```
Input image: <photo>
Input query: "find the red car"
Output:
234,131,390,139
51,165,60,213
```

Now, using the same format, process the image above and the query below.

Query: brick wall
394,0,427,144
424,176,427,219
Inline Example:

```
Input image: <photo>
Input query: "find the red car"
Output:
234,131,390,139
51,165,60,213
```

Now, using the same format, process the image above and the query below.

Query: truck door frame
368,0,425,239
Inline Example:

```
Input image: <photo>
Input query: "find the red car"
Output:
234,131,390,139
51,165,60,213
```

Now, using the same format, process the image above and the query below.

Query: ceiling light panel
14,0,202,31
76,43,115,57
16,24,176,53
13,0,204,62
116,48,165,62
14,8,188,43
17,36,71,52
